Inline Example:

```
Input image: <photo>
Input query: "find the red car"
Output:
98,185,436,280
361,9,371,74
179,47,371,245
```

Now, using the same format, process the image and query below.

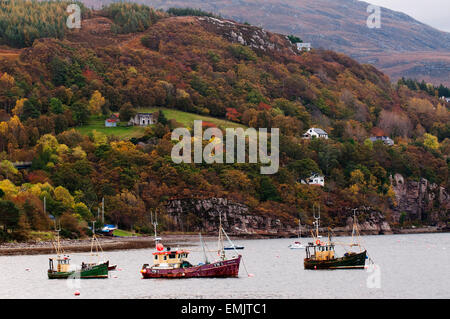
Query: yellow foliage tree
12,98,27,117
88,90,105,116
54,186,75,208
423,133,439,150
0,179,18,198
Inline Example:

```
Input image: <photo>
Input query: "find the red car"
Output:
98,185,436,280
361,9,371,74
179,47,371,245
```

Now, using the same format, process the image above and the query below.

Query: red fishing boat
141,249,241,278
141,214,242,279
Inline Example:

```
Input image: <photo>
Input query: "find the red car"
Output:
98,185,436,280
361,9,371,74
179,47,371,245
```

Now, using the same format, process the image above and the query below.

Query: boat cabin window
169,253,176,259
163,256,167,261
154,255,158,260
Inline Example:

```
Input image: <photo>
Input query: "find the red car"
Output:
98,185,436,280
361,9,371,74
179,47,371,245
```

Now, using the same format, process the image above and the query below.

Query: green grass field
76,108,244,139
142,108,244,129
76,118,147,139
112,229,142,237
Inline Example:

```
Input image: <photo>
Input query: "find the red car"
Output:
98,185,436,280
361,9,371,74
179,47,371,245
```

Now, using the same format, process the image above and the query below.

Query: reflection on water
0,233,448,299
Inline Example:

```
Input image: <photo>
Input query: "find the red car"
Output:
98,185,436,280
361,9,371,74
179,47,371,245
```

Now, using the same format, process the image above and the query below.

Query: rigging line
222,228,250,277
199,233,209,264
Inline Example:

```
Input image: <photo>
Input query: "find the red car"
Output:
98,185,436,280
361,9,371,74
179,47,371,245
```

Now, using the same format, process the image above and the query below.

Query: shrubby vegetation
0,0,90,48
287,35,303,44
0,2,448,241
167,7,220,18
100,2,160,34
397,77,450,98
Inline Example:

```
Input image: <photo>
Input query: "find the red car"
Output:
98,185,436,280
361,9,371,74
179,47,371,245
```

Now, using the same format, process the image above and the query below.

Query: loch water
0,233,448,299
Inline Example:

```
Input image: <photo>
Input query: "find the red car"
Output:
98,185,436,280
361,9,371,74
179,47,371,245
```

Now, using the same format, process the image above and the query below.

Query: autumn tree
88,91,106,116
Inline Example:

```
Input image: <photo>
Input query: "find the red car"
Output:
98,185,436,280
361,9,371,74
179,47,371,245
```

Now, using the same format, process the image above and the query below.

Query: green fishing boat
48,258,109,279
47,228,109,279
304,207,369,270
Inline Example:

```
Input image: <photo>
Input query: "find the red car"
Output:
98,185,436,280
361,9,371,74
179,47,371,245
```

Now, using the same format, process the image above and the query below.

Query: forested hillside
0,1,448,241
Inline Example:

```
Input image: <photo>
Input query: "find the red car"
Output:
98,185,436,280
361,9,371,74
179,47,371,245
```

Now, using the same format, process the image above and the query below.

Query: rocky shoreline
0,235,199,256
0,227,447,256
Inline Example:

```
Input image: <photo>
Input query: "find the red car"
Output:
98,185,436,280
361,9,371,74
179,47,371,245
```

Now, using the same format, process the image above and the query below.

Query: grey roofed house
303,127,328,139
369,136,394,146
128,112,156,126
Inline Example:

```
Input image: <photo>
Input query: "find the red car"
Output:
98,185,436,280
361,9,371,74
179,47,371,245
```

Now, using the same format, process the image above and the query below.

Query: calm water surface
0,233,448,299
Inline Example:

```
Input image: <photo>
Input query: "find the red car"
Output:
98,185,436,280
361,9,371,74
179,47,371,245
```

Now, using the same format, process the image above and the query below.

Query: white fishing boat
288,241,305,249
288,217,305,249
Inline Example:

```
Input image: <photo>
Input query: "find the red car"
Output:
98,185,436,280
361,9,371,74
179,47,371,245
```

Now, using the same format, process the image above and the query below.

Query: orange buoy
315,239,321,245
156,243,164,251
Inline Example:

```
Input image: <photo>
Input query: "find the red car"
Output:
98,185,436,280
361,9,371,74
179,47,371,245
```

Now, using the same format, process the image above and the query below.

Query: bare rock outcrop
165,197,296,237
390,173,449,227
197,16,297,55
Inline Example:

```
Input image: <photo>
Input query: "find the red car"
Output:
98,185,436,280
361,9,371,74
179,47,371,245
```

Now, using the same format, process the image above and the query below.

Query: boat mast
218,211,225,261
352,208,362,251
313,204,320,240
54,220,61,257
91,221,99,255
151,209,159,248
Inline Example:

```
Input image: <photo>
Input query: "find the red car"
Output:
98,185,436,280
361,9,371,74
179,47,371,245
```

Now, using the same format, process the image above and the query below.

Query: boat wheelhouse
151,247,192,269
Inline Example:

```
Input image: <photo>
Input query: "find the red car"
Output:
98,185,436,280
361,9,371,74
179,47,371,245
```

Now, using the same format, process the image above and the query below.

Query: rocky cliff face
197,16,297,55
331,208,392,235
165,197,296,237
165,198,395,237
390,174,449,227
164,176,449,237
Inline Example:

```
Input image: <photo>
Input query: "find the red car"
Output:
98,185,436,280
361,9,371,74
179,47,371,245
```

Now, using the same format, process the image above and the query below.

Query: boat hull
141,255,241,279
304,250,367,270
48,262,109,279
108,264,117,271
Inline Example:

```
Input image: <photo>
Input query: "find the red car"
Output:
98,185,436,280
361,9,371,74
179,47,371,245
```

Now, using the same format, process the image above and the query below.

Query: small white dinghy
288,216,305,249
288,241,305,249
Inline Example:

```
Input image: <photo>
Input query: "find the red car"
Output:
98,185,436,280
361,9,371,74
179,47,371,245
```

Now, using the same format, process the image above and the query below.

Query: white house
296,43,311,52
301,173,325,187
303,128,328,139
128,112,156,126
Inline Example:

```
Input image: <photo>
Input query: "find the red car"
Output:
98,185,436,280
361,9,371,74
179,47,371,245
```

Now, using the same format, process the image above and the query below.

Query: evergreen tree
157,109,168,125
